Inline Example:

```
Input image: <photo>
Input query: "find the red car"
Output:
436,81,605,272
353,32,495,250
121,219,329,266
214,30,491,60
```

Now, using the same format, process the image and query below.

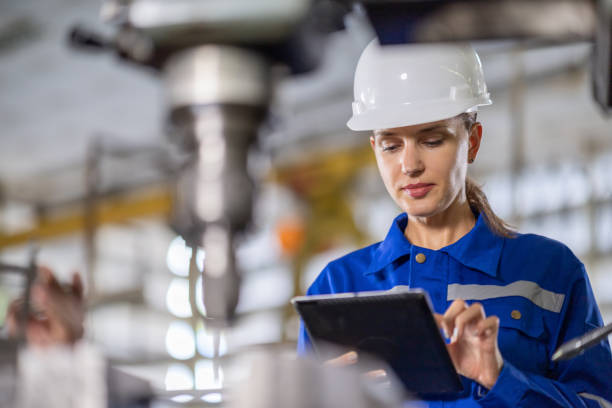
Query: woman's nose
400,146,424,176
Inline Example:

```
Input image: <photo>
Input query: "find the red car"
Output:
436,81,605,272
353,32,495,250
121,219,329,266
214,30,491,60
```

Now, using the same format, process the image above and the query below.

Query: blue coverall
298,213,612,407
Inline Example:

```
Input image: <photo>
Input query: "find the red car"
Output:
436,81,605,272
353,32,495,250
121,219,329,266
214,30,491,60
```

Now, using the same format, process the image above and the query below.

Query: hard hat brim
347,97,492,131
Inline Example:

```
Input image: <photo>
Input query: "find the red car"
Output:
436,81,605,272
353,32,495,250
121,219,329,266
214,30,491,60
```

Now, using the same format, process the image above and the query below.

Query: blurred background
0,0,611,406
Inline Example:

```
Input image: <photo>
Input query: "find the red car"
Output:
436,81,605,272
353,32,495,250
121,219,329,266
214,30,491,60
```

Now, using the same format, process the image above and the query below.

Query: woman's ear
468,122,483,162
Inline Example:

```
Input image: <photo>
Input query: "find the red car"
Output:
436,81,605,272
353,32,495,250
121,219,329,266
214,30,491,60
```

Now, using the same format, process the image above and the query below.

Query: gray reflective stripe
447,280,565,313
579,393,612,408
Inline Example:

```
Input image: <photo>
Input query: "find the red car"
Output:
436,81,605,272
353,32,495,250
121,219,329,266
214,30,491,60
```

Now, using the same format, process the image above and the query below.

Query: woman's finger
451,302,485,343
434,313,451,339
433,313,444,329
325,350,358,367
442,299,468,339
475,315,500,339
364,369,387,379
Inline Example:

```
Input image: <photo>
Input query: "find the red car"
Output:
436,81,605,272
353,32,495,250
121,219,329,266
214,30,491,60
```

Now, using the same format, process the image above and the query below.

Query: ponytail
466,177,516,238
458,112,516,238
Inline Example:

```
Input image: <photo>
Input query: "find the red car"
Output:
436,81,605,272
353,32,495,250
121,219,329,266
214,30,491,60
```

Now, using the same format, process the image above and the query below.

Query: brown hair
460,113,516,238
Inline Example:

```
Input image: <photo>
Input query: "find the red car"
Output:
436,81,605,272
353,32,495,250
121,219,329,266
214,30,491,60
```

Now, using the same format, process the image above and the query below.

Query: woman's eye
423,139,443,147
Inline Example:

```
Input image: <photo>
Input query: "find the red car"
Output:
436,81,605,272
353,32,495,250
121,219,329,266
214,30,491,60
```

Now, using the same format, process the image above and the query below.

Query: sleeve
477,265,612,408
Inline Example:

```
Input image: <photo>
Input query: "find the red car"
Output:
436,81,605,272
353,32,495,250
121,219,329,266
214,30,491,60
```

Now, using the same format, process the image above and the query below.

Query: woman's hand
6,266,85,347
434,299,503,389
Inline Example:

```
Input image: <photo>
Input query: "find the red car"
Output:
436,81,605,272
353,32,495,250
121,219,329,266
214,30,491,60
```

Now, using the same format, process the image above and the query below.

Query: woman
298,41,612,407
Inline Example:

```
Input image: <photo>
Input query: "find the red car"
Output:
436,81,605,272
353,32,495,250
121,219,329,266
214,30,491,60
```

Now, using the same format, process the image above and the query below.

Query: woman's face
370,116,481,219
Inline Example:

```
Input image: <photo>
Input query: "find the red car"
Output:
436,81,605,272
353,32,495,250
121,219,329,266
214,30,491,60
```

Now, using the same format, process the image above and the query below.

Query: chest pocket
481,298,550,375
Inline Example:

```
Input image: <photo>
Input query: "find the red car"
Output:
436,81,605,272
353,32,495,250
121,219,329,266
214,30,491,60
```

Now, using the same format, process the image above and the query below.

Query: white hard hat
347,40,492,131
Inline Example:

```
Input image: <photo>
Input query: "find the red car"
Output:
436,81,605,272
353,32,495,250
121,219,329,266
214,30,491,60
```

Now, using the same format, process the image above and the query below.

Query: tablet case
293,289,463,397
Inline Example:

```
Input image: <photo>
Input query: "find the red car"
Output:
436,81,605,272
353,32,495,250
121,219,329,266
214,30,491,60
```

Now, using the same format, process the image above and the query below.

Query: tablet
292,289,463,397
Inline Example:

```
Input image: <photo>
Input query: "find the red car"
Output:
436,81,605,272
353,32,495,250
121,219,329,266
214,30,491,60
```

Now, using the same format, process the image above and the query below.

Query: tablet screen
293,289,463,397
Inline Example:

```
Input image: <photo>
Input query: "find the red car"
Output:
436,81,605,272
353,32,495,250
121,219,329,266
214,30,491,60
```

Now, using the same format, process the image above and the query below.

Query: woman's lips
402,183,434,198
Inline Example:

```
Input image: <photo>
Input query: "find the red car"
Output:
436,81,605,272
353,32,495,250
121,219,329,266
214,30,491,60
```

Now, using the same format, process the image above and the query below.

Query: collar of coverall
364,212,505,278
